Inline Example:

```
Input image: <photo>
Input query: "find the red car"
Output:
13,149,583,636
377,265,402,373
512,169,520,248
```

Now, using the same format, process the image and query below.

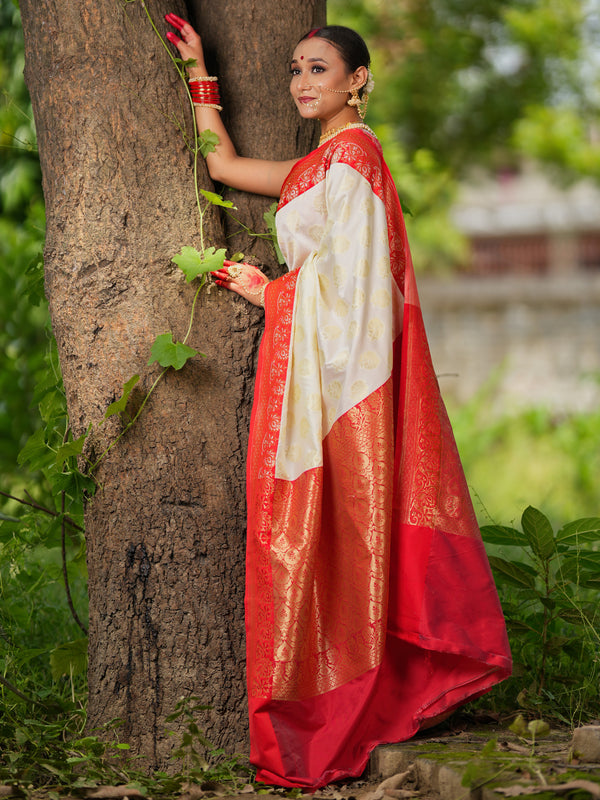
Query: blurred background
2,0,599,529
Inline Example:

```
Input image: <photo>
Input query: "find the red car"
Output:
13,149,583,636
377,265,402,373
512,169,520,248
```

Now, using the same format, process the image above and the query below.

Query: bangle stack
188,76,222,110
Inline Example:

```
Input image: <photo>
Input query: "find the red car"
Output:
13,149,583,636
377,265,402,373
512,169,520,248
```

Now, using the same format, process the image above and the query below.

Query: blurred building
419,165,600,413
451,163,600,275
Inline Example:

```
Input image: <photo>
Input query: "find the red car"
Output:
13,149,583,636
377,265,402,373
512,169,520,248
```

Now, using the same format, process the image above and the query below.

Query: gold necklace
319,122,375,146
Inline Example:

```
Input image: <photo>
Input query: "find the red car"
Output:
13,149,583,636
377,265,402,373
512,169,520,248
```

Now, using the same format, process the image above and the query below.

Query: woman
165,14,512,790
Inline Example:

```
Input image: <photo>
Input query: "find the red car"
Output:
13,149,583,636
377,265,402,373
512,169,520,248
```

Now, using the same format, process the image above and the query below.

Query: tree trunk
20,0,324,767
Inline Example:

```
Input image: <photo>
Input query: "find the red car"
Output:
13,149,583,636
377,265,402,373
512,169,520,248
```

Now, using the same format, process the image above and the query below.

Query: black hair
299,26,371,92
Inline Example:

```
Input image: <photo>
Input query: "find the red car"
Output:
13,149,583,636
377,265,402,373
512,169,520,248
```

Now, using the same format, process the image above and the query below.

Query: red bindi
300,55,304,60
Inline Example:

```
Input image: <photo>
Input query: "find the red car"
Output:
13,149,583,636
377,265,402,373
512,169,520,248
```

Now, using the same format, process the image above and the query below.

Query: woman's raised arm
165,14,298,198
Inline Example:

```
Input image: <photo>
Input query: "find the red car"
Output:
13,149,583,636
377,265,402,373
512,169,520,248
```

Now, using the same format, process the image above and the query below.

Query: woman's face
289,37,365,126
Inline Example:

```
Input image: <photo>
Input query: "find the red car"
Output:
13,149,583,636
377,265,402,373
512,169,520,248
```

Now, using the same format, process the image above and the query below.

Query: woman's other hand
212,261,270,307
165,13,207,75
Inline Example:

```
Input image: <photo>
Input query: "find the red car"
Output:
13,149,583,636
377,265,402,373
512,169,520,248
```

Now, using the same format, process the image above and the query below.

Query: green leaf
49,638,88,681
480,524,528,547
55,429,89,466
172,245,226,282
488,556,537,589
199,246,227,273
559,552,600,587
176,57,198,69
264,202,286,265
17,428,55,471
200,188,236,209
521,505,556,560
148,333,199,370
49,468,96,500
556,517,600,547
197,129,220,158
104,374,141,420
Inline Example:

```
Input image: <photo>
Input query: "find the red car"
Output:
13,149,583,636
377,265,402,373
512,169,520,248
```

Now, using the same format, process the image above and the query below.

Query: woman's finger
164,12,186,31
165,31,181,45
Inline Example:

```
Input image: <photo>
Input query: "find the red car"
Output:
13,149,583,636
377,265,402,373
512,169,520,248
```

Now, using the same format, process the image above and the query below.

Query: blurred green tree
0,0,47,493
329,0,599,175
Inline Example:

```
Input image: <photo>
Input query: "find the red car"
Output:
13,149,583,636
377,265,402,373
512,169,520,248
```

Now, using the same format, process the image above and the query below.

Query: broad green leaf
556,517,600,546
479,524,528,547
172,245,226,282
49,638,88,681
522,505,556,560
55,429,89,466
200,188,236,208
197,129,220,158
104,374,141,420
17,428,55,471
488,556,537,589
49,468,96,500
148,333,199,370
199,246,227,273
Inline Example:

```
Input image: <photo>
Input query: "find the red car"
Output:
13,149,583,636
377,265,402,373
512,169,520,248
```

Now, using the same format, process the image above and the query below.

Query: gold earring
347,87,369,119
347,88,361,108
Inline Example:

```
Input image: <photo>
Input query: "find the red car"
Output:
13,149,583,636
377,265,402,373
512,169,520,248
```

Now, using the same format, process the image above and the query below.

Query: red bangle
188,76,222,110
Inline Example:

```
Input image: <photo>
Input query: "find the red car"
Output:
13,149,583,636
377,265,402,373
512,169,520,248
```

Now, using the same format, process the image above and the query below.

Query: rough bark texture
20,0,324,766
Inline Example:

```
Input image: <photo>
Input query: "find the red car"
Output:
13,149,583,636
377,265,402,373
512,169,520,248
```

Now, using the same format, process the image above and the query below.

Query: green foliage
0,700,252,794
329,0,595,174
480,507,600,724
448,377,600,524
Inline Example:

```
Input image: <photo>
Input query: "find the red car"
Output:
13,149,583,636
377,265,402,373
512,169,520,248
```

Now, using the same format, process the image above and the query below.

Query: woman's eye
290,68,301,76
312,65,325,73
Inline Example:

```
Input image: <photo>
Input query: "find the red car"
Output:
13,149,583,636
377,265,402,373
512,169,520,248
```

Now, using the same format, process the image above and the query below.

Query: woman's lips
298,96,316,103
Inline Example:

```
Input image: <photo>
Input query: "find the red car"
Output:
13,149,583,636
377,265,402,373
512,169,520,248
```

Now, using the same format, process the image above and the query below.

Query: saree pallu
246,129,511,788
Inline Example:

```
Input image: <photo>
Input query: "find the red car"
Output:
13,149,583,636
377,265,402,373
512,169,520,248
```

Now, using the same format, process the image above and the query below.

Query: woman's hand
165,13,207,75
212,261,270,307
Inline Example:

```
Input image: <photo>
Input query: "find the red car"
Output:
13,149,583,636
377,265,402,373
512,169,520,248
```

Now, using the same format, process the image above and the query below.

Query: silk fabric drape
245,129,511,788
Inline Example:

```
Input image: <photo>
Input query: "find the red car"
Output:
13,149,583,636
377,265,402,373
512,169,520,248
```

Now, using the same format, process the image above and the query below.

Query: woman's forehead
291,37,342,64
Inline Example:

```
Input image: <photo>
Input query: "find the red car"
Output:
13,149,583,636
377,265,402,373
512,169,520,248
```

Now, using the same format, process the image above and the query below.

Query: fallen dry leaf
377,766,416,791
85,787,146,799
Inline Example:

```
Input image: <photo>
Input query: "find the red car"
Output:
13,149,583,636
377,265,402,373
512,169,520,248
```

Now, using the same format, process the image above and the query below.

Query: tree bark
20,0,324,767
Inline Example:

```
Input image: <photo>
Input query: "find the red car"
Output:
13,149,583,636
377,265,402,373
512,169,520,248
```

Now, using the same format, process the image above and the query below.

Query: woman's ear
351,65,369,92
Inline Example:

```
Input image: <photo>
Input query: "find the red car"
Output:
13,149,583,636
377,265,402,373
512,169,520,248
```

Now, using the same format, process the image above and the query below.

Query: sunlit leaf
197,129,220,158
200,189,236,208
172,245,226,282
